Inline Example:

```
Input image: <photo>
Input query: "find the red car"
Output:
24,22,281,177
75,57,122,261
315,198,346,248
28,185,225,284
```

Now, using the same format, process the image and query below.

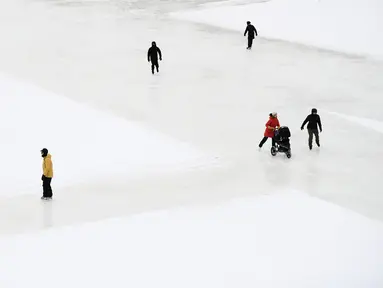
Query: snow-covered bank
1,190,382,287
171,0,383,59
0,73,220,197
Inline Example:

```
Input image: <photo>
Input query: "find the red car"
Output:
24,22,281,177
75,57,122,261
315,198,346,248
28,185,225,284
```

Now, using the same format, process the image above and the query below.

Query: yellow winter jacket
43,154,54,178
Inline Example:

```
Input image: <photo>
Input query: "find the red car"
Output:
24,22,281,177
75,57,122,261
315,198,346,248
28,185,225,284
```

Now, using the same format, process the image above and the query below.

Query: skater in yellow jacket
41,148,53,200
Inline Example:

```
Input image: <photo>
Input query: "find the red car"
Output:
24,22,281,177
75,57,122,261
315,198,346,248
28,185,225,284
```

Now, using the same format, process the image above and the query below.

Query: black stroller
271,126,292,158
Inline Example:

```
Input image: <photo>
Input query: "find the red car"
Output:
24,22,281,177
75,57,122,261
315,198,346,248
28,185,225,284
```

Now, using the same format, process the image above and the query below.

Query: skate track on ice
0,0,383,287
0,0,382,234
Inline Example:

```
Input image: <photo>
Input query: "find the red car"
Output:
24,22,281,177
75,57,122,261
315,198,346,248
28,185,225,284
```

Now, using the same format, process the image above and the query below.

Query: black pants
43,177,53,198
151,60,159,73
308,129,320,148
247,37,254,49
259,136,275,148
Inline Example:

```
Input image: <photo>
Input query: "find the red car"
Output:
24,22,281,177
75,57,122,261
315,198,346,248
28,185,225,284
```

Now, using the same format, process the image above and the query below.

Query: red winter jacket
264,117,280,138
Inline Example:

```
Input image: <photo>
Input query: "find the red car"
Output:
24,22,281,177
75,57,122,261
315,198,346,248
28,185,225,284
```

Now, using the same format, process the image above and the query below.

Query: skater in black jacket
301,108,322,150
244,21,258,49
147,41,162,74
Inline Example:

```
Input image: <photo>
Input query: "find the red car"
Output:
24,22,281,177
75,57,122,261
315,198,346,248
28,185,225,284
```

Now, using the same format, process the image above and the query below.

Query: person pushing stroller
259,112,280,148
301,108,322,150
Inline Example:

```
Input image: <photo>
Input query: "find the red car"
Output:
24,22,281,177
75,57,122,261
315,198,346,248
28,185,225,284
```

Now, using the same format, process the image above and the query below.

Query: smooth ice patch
324,110,383,134
0,73,220,197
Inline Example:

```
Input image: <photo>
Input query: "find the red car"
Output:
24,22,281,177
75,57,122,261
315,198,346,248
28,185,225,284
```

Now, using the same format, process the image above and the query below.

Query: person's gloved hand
41,175,45,181
160,58,162,61
301,127,304,130
320,129,322,132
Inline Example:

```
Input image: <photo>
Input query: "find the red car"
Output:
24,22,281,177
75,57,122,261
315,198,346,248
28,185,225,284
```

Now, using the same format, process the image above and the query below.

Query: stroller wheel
271,146,277,156
286,151,292,159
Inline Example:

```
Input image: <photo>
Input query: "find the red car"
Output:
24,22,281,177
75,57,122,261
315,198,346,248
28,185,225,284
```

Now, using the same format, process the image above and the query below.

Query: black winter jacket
301,114,322,131
148,46,162,62
244,25,258,38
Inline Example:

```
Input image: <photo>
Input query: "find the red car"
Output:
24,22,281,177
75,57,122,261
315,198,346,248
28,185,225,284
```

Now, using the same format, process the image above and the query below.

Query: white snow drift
0,190,382,288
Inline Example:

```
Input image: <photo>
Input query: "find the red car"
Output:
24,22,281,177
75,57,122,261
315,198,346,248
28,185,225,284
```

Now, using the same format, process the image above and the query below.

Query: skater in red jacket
259,112,280,148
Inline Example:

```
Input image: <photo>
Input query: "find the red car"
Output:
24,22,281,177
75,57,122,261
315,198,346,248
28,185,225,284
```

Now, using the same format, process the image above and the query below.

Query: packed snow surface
1,190,383,288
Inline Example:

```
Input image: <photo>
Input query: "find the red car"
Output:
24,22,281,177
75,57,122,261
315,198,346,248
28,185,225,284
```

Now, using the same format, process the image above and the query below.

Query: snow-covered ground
0,0,383,286
0,72,220,197
171,0,383,59
1,190,383,288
